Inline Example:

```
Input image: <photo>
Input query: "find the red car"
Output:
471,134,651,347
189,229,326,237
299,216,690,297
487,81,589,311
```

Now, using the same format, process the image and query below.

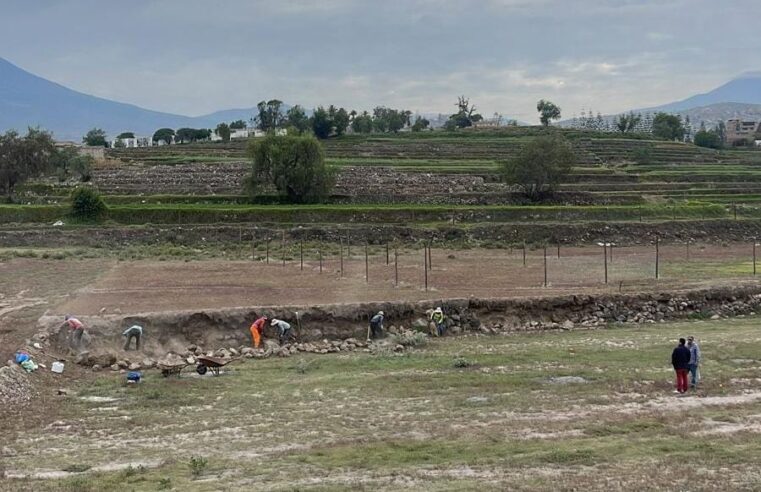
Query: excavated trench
37,284,761,362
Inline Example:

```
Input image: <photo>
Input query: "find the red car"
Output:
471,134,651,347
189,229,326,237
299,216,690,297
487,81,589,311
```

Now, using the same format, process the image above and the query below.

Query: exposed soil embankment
37,284,761,363
4,219,761,248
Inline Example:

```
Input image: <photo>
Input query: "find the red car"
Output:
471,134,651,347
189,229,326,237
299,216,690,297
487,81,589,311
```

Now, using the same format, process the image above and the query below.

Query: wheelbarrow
195,355,237,376
158,360,189,378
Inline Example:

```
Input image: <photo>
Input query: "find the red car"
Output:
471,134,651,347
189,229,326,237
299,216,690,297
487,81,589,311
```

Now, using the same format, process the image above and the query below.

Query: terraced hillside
5,127,761,248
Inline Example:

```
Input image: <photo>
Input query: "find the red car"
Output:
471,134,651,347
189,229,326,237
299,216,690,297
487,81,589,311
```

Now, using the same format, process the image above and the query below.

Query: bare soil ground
3,318,761,490
47,243,761,316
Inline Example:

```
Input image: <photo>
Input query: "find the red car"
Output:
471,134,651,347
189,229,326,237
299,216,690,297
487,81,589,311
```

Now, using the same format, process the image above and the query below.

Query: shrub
453,356,472,368
390,330,428,347
501,136,575,200
70,187,106,221
188,455,208,478
158,477,172,490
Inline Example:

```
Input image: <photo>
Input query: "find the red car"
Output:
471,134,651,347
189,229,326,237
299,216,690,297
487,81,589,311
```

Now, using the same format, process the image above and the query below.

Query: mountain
0,57,262,141
642,72,761,113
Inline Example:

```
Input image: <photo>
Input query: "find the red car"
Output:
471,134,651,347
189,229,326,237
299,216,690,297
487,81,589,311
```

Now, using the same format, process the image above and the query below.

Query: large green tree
693,129,723,149
333,107,350,136
0,128,56,201
501,135,575,200
215,123,231,142
536,99,561,127
286,105,311,135
116,132,135,139
152,128,175,145
82,128,107,147
311,106,333,139
351,111,374,134
246,135,334,203
255,99,285,132
652,113,685,141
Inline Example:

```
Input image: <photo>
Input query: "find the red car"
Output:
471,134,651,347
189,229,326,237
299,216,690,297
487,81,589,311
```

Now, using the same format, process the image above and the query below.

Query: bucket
51,361,65,374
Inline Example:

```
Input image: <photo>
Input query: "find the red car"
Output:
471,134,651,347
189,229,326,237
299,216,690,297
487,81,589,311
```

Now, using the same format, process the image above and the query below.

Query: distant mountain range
561,72,761,129
0,56,263,141
3,55,761,140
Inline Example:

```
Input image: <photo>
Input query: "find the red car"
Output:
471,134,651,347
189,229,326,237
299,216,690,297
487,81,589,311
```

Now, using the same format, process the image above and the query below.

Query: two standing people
672,336,701,394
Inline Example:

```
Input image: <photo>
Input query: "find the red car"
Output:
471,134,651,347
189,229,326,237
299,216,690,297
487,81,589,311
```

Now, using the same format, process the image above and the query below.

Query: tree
373,107,409,133
175,128,211,144
82,128,107,147
448,96,483,129
652,113,685,141
333,108,350,136
615,112,641,133
501,135,575,199
255,99,285,132
70,187,106,221
0,128,56,201
716,120,727,144
229,120,247,130
286,105,310,135
51,146,94,182
536,100,561,127
215,123,231,142
116,132,135,139
311,106,333,139
246,135,334,203
351,112,374,134
152,128,175,145
693,129,723,149
411,116,430,132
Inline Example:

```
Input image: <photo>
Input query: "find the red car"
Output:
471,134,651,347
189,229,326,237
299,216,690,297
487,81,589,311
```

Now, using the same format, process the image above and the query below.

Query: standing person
249,316,268,348
270,318,292,345
430,307,446,337
671,338,691,394
122,325,144,351
687,336,701,390
368,311,384,341
60,315,86,352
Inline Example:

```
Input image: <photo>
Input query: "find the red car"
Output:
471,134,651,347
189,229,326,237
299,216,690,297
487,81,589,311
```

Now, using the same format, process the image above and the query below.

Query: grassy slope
10,317,761,491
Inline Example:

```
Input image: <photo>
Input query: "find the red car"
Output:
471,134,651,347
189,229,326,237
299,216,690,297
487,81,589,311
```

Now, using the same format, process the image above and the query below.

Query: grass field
5,318,761,491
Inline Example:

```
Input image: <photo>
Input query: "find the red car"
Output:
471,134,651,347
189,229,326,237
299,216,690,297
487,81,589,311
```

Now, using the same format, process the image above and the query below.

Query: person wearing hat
687,336,701,390
430,307,446,337
368,311,384,341
270,318,292,345
249,315,268,348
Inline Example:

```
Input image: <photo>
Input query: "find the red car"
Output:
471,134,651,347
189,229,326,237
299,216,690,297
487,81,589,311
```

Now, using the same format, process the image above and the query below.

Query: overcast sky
2,0,760,123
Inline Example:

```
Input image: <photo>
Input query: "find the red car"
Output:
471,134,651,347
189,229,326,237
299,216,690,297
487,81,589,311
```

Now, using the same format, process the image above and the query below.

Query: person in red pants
249,316,268,348
671,338,691,394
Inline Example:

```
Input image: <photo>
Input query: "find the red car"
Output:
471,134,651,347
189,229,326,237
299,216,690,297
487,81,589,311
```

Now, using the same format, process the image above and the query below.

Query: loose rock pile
0,365,35,406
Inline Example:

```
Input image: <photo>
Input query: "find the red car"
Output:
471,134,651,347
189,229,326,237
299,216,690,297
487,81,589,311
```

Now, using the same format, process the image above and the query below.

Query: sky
2,0,760,123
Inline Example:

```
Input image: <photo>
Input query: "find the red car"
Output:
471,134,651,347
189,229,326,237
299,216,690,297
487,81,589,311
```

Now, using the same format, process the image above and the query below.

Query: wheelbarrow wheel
196,364,208,375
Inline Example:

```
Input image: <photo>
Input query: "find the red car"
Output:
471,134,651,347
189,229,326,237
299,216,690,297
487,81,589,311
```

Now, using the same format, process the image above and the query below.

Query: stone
229,348,239,356
185,356,196,365
141,358,155,369
91,365,101,372
110,364,119,371
549,376,588,384
57,388,68,396
128,362,141,371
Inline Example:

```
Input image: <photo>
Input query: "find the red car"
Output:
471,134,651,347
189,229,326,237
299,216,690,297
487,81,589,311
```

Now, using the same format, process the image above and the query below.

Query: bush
70,187,106,221
246,135,335,203
390,330,428,347
694,130,723,149
501,136,575,200
188,455,208,477
453,356,472,368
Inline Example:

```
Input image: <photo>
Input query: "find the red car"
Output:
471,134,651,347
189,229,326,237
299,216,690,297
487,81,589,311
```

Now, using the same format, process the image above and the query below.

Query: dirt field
3,318,761,490
48,243,761,316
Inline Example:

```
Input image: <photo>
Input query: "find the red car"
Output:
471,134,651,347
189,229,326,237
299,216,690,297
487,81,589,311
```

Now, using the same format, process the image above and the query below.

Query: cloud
1,0,760,122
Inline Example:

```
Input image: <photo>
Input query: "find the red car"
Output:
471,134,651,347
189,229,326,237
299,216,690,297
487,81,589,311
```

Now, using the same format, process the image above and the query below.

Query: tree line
1,128,94,202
